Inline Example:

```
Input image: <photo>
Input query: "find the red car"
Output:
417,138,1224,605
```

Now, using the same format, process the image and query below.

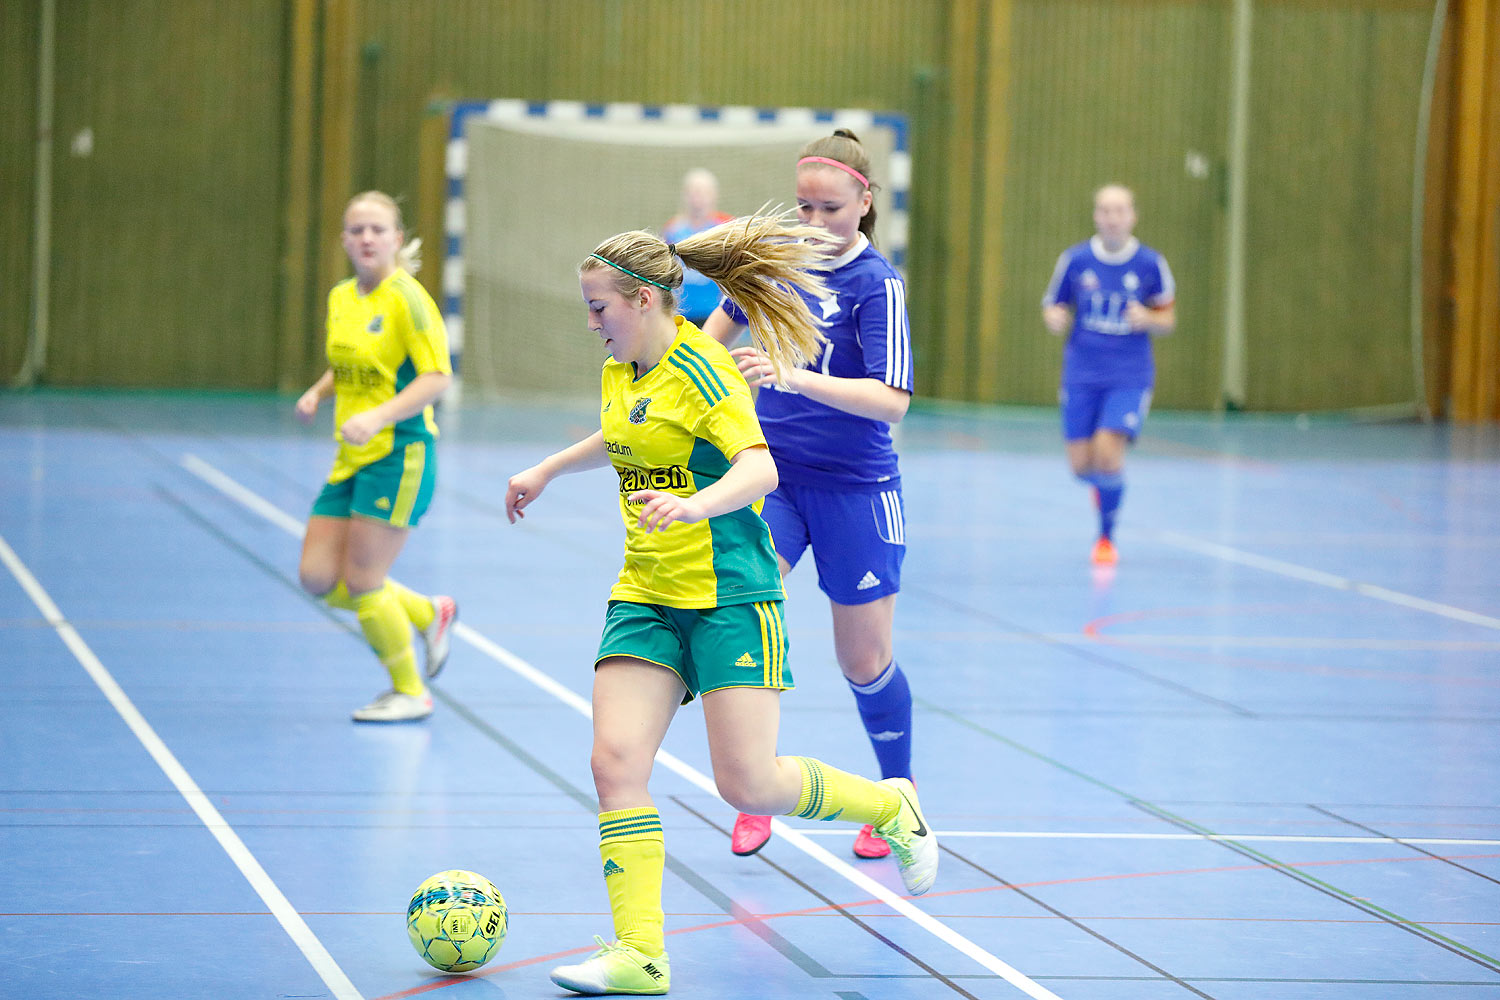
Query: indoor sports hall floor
3,390,1498,1000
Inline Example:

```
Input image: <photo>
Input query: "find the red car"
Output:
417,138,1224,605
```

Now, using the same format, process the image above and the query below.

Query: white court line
789,830,1500,847
1152,530,1500,631
181,453,1064,1000
0,532,363,1000
1064,634,1500,652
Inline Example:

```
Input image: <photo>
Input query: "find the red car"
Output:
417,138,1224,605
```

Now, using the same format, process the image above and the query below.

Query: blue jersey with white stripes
1042,236,1174,388
723,234,912,489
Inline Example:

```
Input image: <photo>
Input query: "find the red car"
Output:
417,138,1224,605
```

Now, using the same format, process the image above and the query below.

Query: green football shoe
873,777,939,895
550,936,670,995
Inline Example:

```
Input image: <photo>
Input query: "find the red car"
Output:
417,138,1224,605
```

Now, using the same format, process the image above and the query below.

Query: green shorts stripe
311,439,437,527
390,440,427,527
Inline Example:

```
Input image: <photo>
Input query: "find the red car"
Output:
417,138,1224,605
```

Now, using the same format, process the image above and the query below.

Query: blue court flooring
1,389,1497,999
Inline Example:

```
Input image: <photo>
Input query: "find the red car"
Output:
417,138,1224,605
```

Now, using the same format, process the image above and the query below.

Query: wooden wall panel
991,0,1229,408
43,0,286,388
1243,3,1430,410
329,0,946,388
1447,0,1500,421
0,0,1457,410
0,0,40,381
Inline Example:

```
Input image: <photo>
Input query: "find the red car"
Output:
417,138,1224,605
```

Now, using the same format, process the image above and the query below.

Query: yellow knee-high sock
388,580,435,630
351,583,423,696
598,808,666,957
323,581,357,610
328,580,433,630
786,757,901,827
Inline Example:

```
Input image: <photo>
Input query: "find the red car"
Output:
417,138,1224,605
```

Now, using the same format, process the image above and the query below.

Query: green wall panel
43,0,286,388
1,0,40,382
998,0,1230,409
0,0,1438,407
1244,2,1430,410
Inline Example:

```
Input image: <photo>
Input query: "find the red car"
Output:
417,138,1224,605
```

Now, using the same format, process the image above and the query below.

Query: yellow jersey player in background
295,191,458,722
504,212,938,996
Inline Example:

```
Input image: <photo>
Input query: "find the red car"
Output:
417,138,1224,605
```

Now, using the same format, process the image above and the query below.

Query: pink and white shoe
422,596,457,678
852,823,891,859
730,813,772,856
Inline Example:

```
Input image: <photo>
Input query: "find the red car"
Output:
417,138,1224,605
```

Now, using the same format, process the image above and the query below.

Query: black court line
1309,804,1500,888
903,583,1258,717
1130,800,1500,976
673,796,982,1000
938,843,1217,999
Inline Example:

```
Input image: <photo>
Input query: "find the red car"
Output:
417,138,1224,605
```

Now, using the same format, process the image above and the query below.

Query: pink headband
797,156,869,190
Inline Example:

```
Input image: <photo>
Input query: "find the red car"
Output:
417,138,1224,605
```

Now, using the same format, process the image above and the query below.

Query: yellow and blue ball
406,869,508,973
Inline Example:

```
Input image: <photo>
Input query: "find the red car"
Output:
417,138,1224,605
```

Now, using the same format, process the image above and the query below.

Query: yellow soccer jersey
603,318,784,609
324,269,452,482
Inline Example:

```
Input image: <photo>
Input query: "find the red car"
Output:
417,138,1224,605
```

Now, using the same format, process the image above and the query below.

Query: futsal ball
406,869,508,973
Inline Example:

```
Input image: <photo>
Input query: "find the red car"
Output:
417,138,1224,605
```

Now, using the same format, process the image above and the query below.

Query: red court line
363,850,1500,1000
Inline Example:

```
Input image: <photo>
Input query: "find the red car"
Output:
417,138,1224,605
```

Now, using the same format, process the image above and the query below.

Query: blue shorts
762,482,905,605
1060,384,1153,442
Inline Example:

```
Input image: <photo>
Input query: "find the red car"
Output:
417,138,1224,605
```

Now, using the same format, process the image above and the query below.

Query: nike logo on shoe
899,789,926,837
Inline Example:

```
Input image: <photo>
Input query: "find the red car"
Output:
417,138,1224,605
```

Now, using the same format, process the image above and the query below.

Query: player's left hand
629,490,705,532
339,411,384,446
1125,301,1152,330
730,346,798,392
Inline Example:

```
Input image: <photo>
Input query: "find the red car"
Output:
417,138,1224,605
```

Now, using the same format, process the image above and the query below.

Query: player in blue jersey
706,129,916,861
662,169,733,326
1042,184,1175,566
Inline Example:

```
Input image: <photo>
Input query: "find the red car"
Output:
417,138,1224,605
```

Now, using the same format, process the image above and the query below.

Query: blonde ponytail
396,236,422,275
582,209,835,379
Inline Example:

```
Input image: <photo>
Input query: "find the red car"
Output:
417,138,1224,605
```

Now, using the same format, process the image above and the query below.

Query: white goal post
442,100,910,398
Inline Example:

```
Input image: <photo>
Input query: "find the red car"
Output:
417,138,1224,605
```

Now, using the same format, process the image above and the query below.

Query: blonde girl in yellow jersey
504,213,938,996
295,191,458,723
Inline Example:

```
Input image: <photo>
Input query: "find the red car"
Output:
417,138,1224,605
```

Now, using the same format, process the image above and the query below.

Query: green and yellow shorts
596,599,792,703
311,440,436,528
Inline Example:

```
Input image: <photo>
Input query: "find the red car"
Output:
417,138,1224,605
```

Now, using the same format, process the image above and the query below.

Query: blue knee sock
1093,471,1124,540
848,660,912,780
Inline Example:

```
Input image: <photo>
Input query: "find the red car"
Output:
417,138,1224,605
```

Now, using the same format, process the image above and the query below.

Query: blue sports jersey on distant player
664,212,733,322
1042,236,1175,388
723,233,912,489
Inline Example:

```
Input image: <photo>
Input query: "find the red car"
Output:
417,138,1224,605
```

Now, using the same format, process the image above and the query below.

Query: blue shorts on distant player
1060,384,1153,442
762,482,906,605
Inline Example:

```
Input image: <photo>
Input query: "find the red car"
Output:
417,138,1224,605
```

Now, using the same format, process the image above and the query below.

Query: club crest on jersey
367,315,384,333
628,397,651,424
1079,269,1100,291
1122,272,1140,292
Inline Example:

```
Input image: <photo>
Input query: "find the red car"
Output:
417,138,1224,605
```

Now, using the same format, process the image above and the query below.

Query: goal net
445,101,908,398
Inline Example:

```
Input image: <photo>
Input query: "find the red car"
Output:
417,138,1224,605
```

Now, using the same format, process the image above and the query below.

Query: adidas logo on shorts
856,571,881,591
734,652,755,667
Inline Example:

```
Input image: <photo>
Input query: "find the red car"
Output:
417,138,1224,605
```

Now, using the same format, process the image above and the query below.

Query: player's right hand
505,467,548,523
1042,305,1072,334
295,389,321,423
